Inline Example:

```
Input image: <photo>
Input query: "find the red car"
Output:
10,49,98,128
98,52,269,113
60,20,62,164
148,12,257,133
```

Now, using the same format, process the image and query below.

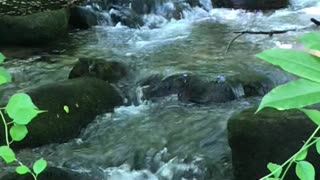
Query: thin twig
311,18,320,26
225,29,297,53
225,33,244,53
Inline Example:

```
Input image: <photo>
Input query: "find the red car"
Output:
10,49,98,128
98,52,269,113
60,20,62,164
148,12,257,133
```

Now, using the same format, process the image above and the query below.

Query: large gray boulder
0,9,69,45
0,77,123,149
228,108,320,180
211,0,289,10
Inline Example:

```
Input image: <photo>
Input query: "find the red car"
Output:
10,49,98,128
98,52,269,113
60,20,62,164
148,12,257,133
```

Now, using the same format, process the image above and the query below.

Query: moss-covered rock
68,58,128,83
1,77,123,149
212,0,289,10
0,9,69,45
228,108,320,180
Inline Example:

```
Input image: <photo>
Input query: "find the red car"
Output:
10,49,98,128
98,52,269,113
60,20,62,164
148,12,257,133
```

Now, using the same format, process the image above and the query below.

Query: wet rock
0,9,69,45
0,77,123,148
131,0,156,15
228,108,320,180
69,6,109,29
141,73,235,103
227,73,275,98
141,72,275,103
0,167,93,180
68,58,128,83
211,0,289,10
110,5,144,28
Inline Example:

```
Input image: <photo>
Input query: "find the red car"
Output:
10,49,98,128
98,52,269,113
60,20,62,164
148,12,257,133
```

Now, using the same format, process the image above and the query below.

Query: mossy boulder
0,9,69,45
211,0,289,10
68,58,128,83
228,108,320,180
1,77,123,148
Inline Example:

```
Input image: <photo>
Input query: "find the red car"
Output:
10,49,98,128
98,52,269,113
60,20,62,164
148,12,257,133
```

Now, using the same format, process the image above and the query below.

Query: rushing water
1,0,320,179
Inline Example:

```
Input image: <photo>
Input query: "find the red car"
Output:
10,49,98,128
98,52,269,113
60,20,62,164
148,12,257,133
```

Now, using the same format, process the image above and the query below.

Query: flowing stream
1,0,320,179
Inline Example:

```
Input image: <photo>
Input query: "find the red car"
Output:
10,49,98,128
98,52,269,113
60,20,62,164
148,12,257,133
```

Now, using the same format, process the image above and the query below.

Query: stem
260,126,320,180
0,109,10,145
0,109,38,180
15,160,37,180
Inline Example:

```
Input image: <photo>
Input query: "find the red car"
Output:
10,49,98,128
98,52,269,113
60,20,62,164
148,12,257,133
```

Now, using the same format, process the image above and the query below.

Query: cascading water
1,0,320,179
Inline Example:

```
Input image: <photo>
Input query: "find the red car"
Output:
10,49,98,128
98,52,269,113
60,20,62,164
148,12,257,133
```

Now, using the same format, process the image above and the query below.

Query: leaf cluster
0,53,47,180
257,33,320,180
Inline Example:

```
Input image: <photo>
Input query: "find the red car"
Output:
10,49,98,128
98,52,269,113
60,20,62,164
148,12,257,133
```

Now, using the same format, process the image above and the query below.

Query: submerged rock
69,58,128,83
0,9,69,45
211,0,289,10
0,77,123,148
228,108,320,180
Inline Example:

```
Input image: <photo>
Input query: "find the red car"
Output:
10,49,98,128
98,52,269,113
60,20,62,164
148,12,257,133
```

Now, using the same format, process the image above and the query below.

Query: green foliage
256,49,320,82
0,146,15,163
0,53,47,180
10,125,28,141
257,32,320,180
295,161,315,180
63,105,69,113
16,165,30,175
256,79,320,112
6,93,43,125
33,158,47,175
267,162,282,178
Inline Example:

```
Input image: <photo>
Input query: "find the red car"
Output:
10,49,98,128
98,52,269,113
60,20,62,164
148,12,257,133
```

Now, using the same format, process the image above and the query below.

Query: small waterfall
81,0,213,28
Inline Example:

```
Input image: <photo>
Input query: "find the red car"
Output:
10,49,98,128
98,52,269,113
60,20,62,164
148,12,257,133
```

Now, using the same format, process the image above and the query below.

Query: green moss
0,9,69,45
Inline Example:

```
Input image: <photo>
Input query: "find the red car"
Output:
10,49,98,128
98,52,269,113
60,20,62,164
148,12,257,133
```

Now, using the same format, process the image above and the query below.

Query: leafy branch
0,53,47,180
256,32,320,180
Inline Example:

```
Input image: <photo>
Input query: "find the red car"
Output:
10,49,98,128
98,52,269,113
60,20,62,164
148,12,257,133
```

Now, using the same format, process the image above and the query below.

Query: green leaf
299,32,320,50
267,162,282,178
10,125,28,141
63,105,69,113
5,93,42,125
295,161,315,180
316,140,320,155
300,109,320,126
0,53,5,64
16,165,30,175
266,178,280,180
0,146,15,163
33,158,47,175
257,79,320,112
295,149,308,161
0,67,11,85
256,48,320,82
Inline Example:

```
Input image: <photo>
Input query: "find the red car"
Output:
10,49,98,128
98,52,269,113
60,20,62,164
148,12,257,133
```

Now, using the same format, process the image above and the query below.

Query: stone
0,77,123,148
228,108,320,180
68,58,128,83
110,5,144,28
69,7,108,29
0,9,69,45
